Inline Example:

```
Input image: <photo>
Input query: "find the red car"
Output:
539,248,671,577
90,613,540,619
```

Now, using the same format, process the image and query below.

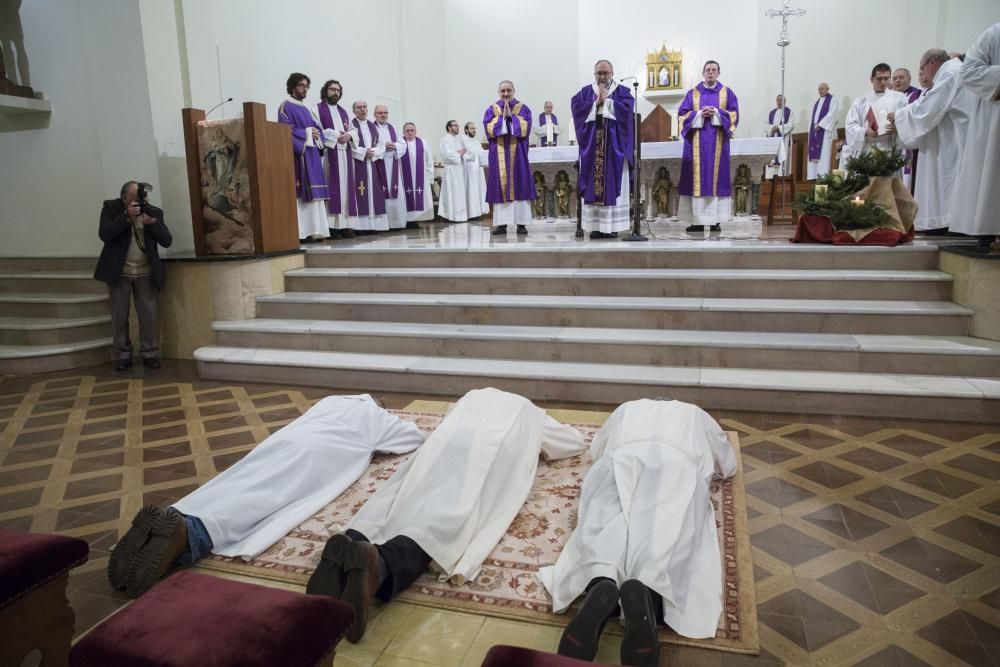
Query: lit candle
852,196,864,206
814,184,828,201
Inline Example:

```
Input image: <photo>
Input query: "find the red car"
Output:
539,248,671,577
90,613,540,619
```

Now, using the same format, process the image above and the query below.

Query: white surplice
843,89,908,171
439,133,470,221
894,58,977,230
807,94,840,179
172,395,424,560
405,137,435,222
377,121,408,229
949,23,1000,238
537,399,737,639
763,106,796,175
317,102,357,231
461,134,490,218
348,388,586,585
350,119,389,231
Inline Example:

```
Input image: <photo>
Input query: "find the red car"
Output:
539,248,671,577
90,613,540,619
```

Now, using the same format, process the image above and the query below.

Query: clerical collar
286,96,308,107
702,82,719,90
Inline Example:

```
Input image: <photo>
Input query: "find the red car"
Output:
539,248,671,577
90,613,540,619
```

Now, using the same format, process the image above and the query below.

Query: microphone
205,97,233,118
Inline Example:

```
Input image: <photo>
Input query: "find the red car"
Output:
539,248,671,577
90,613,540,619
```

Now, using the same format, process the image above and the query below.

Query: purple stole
383,123,400,199
903,86,922,175
351,118,387,216
768,107,791,125
808,95,832,161
539,113,558,147
400,138,426,212
317,103,357,215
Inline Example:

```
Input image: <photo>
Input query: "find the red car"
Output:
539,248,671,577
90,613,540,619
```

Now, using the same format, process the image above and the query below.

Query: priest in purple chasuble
401,122,433,227
571,59,635,239
533,100,561,146
483,80,536,236
316,78,357,239
764,95,795,176
277,72,329,241
349,100,389,233
374,105,408,231
678,60,739,230
807,82,839,180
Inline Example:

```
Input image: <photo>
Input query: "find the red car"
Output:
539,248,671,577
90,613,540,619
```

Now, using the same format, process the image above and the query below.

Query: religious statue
651,167,672,217
532,171,548,218
554,170,573,217
733,163,752,215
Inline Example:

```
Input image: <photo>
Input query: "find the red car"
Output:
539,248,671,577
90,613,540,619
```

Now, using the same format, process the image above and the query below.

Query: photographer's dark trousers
109,274,159,360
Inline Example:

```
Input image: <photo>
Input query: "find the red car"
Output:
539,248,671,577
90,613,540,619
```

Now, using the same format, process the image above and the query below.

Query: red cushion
0,528,89,607
69,570,354,667
482,645,620,667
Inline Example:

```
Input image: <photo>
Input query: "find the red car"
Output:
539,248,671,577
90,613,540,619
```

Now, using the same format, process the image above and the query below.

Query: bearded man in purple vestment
571,59,635,239
677,60,739,232
277,72,330,242
483,80,535,236
316,79,356,240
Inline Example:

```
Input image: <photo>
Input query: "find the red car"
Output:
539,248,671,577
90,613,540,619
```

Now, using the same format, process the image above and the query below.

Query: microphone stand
622,78,648,241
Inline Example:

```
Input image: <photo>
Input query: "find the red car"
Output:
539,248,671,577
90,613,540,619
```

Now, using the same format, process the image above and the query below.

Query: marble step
0,293,110,318
194,346,1000,422
283,267,953,300
0,315,112,345
0,339,110,375
0,272,105,294
254,292,972,336
304,245,941,271
0,257,98,272
214,320,1000,377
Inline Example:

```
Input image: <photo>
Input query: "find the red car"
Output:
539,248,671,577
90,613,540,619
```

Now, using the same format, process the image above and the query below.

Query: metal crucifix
765,0,806,110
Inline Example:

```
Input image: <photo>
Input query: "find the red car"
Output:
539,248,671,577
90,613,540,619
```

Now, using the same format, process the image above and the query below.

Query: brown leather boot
125,508,189,599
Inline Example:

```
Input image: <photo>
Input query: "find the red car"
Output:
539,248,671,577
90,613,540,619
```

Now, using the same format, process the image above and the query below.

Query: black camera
136,182,162,218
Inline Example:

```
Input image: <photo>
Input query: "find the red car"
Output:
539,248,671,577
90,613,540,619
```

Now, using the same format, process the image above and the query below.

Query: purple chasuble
677,82,739,198
351,118,388,216
808,94,833,161
401,138,426,212
539,113,559,147
571,83,635,206
277,100,329,202
317,102,356,215
483,98,536,203
768,107,791,125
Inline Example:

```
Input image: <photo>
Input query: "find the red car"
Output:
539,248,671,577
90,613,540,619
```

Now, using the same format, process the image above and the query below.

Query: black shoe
610,232,619,238
685,225,704,232
710,223,721,232
516,225,528,235
589,230,606,239
557,579,619,661
620,579,660,667
108,505,161,590
115,358,132,372
405,221,421,229
492,225,508,235
306,534,351,599
976,235,996,253
341,229,356,238
329,229,342,240
143,358,161,370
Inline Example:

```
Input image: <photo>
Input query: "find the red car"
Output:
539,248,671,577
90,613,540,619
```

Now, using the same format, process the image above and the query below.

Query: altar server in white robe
462,122,490,218
538,399,737,664
374,105,408,230
949,23,1000,252
807,83,840,179
316,79,357,239
349,100,389,233
764,95,795,175
402,122,434,225
891,50,976,231
844,63,908,170
439,120,472,222
108,394,423,598
307,387,586,643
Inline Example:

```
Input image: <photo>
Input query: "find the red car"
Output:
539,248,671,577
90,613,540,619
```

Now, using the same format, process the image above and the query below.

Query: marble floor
1,361,999,666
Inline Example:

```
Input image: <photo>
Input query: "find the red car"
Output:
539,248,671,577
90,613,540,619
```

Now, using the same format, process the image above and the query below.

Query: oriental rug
196,408,758,654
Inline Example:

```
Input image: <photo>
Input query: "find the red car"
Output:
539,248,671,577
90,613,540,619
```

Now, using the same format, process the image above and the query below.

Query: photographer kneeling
94,181,172,371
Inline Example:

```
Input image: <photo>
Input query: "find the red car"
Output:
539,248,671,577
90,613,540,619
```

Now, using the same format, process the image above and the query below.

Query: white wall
1,0,997,256
0,0,159,257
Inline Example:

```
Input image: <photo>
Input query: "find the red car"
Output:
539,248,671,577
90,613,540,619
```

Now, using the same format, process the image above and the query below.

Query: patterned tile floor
1,361,999,666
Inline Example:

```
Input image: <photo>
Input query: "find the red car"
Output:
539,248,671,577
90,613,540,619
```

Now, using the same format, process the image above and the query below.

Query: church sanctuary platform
194,222,1000,423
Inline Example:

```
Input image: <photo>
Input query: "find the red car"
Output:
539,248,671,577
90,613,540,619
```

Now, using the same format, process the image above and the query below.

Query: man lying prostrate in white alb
107,394,424,599
306,387,587,643
538,398,738,667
